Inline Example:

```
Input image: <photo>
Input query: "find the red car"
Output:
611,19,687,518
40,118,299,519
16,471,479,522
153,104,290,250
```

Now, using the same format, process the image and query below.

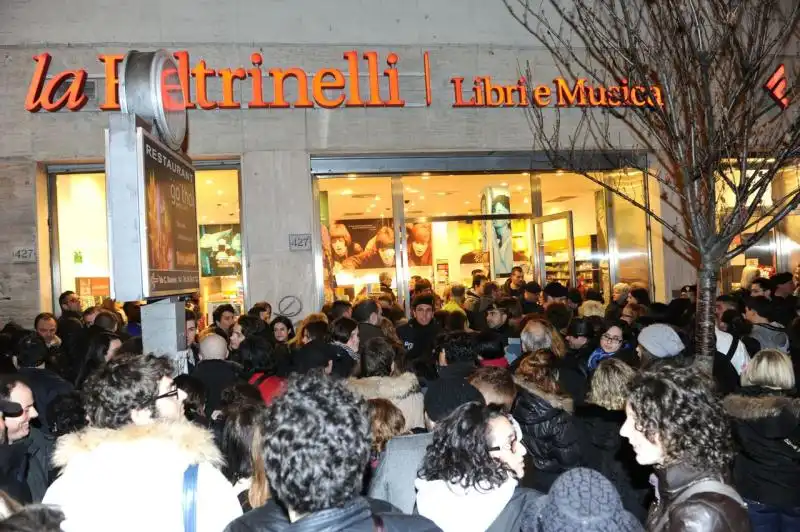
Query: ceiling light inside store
375,195,381,200
370,203,376,208
216,190,223,195
501,182,508,187
340,189,353,196
556,170,564,175
206,180,213,185
419,195,425,200
348,174,358,178
524,198,529,204
405,187,418,193
522,172,530,176
464,200,471,205
440,212,447,216
516,186,524,191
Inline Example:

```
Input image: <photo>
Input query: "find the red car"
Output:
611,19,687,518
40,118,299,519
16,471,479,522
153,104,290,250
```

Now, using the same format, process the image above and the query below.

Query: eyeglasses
489,438,520,453
154,388,179,402
601,334,623,344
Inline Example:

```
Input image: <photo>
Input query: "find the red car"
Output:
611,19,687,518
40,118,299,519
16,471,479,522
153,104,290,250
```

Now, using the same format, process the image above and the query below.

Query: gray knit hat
637,324,685,358
522,468,643,532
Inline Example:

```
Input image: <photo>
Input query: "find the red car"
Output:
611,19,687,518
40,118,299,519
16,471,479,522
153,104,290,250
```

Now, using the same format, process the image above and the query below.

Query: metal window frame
46,159,243,313
311,152,649,310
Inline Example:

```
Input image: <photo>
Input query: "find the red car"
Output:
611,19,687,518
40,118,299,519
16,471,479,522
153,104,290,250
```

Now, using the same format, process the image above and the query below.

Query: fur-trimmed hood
347,372,421,401
514,376,574,413
723,392,800,420
52,420,223,470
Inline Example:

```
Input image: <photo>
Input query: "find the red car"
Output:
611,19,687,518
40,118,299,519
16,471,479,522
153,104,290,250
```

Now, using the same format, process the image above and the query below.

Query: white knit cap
637,324,685,358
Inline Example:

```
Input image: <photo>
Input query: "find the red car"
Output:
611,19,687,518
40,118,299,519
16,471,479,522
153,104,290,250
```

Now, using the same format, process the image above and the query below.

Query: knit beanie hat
423,378,484,422
522,468,644,532
637,323,685,358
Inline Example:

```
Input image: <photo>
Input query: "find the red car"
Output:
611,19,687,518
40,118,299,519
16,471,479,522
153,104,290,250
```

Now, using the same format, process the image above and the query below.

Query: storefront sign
141,130,200,296
25,50,664,112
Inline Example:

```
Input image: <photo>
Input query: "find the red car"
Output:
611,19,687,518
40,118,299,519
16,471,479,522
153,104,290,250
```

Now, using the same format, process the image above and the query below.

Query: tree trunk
694,263,718,359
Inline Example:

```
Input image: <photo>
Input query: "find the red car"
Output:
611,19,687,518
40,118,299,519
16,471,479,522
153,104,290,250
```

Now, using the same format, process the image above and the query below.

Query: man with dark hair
435,331,479,379
225,373,436,531
0,395,32,503
467,366,516,411
326,300,353,323
43,353,241,531
521,282,544,314
745,296,790,352
33,313,59,349
352,298,384,350
0,374,50,502
501,266,526,301
56,291,83,351
397,294,441,365
770,272,797,326
544,302,573,333
485,298,518,347
465,273,488,312
348,337,424,431
14,334,72,437
543,281,568,308
368,377,485,514
750,277,773,299
211,303,236,337
772,272,795,299
92,310,120,333
715,294,741,323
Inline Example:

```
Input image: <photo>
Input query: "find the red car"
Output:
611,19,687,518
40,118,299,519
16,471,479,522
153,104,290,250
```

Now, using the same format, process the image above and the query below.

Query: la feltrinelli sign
25,50,664,112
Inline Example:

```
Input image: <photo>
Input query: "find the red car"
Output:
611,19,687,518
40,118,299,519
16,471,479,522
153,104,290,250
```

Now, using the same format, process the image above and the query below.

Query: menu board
141,130,200,296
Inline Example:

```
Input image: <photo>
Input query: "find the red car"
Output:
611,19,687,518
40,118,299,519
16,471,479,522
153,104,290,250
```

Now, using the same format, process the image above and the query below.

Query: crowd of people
0,266,797,531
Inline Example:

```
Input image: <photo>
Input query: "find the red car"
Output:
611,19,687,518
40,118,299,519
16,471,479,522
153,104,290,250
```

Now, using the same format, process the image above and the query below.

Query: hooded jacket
512,378,581,492
748,322,790,352
723,387,800,508
223,497,439,532
347,372,425,431
415,476,539,532
43,421,242,532
190,358,245,417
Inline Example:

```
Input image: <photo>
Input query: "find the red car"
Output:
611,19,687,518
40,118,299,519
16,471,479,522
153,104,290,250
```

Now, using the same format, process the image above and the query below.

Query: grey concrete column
241,151,315,320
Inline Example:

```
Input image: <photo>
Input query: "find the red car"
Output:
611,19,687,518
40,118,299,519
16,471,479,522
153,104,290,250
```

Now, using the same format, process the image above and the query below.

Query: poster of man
481,186,514,277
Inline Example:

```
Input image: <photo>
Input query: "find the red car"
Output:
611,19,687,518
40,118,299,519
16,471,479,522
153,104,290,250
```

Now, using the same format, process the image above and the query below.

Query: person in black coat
223,372,437,532
190,333,245,418
512,350,581,493
573,358,651,522
723,349,800,530
397,295,441,369
558,317,596,406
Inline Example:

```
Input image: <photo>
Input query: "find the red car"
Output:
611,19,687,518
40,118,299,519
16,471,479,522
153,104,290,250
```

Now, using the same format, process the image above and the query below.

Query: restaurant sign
25,50,664,112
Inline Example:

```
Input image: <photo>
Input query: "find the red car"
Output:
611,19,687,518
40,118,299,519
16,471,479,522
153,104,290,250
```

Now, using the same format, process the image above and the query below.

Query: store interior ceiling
196,169,241,225
317,172,605,222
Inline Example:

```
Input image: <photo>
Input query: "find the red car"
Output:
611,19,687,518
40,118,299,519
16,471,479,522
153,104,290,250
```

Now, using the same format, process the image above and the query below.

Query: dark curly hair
173,375,207,424
262,372,370,514
47,392,87,437
418,402,513,491
626,365,733,472
82,353,173,429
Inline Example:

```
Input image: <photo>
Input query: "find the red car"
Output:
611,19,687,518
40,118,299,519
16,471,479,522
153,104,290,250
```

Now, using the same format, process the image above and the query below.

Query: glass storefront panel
52,167,242,323
604,170,651,289
317,176,395,303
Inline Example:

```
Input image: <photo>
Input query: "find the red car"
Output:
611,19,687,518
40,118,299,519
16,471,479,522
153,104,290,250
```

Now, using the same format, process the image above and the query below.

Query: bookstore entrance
311,154,654,312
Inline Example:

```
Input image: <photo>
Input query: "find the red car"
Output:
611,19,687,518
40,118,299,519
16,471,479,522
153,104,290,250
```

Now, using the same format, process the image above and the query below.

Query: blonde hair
579,300,605,318
248,424,271,508
742,349,795,390
368,398,406,453
587,358,635,410
740,266,761,290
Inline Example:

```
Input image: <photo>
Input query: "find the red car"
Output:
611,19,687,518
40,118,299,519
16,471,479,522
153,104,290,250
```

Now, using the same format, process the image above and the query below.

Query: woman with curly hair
723,349,800,531
621,366,749,532
512,349,581,493
416,402,538,532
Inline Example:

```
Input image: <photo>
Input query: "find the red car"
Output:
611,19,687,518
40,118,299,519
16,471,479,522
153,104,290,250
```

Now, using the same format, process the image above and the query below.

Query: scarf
332,341,360,362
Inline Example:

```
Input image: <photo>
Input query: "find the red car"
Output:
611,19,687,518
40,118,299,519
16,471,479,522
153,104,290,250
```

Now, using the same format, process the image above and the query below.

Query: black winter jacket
512,378,581,492
223,497,440,532
397,320,441,365
723,386,800,508
573,404,652,521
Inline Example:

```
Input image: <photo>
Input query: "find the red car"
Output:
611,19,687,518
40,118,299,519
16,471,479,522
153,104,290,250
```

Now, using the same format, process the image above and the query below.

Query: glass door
533,212,577,289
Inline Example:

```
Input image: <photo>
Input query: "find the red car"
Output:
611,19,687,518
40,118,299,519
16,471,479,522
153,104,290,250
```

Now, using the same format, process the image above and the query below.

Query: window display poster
481,186,513,278
142,132,200,295
199,224,242,277
327,218,396,270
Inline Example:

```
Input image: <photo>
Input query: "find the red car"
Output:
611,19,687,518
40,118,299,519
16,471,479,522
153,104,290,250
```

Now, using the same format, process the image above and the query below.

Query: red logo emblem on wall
764,64,790,110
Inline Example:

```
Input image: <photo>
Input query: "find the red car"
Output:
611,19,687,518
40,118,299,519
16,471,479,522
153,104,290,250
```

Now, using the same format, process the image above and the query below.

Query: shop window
52,168,242,323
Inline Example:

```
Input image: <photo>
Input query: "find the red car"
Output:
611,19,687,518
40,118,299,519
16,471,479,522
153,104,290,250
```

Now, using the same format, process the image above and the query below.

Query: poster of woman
482,187,514,277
